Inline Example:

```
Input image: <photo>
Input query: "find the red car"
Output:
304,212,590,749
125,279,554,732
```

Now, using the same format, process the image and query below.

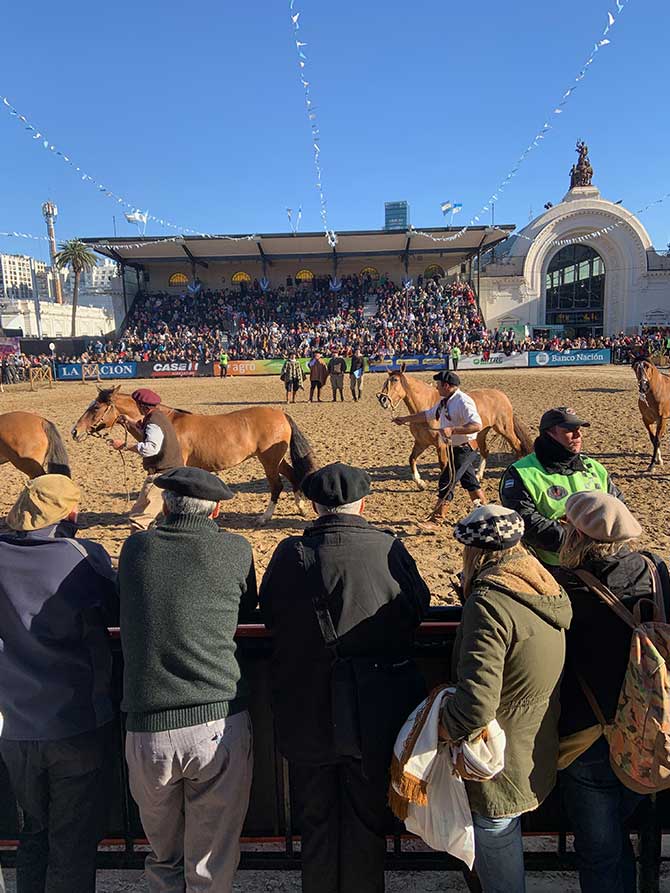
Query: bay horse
632,358,670,469
0,411,70,478
377,366,533,489
71,386,317,525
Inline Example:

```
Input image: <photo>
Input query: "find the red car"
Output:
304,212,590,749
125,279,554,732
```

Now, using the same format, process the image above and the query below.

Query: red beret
131,388,161,407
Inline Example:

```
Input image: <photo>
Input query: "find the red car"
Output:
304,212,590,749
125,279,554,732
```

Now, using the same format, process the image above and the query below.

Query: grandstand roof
83,226,515,269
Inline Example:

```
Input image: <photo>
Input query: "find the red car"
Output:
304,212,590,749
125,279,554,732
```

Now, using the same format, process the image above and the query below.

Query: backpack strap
573,569,638,630
640,553,668,623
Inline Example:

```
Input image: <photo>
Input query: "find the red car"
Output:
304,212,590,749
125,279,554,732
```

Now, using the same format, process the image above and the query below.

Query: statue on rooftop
570,140,594,188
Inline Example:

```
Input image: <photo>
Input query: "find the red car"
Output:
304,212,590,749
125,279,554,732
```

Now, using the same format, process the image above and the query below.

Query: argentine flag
452,203,463,215
440,201,453,215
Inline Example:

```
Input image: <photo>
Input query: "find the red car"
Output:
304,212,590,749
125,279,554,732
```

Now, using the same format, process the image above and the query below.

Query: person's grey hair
162,491,217,517
314,498,364,517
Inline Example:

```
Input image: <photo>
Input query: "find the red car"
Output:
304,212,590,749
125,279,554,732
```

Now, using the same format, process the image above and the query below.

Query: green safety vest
451,347,461,358
220,353,228,364
510,452,609,566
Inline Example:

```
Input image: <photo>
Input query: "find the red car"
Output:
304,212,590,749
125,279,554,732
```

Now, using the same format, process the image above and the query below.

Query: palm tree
54,240,97,337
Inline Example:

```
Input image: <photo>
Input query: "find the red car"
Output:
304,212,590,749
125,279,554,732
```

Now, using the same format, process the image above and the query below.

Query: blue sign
57,363,82,380
528,349,611,368
368,355,448,373
99,362,137,379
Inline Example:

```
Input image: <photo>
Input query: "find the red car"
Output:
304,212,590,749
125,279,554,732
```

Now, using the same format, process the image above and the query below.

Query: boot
418,497,450,533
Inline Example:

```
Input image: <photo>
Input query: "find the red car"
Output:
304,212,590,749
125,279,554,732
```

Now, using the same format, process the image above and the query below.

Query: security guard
500,407,623,567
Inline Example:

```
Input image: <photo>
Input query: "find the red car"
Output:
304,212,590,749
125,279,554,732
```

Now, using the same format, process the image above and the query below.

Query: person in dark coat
555,491,670,893
327,352,347,401
308,351,328,402
260,463,430,893
349,348,365,401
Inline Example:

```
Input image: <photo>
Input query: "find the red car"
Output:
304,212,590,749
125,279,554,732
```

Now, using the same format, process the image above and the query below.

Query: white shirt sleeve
459,392,483,427
135,422,165,458
424,401,441,423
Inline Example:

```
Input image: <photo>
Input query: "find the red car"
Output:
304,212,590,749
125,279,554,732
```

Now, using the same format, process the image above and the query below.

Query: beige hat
565,491,642,543
7,474,80,531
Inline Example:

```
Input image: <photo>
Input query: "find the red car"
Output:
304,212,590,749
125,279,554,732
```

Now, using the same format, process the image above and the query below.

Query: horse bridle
87,399,120,436
376,378,403,411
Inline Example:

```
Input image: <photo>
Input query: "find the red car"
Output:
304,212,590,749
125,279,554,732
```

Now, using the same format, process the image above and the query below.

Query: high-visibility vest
509,452,609,566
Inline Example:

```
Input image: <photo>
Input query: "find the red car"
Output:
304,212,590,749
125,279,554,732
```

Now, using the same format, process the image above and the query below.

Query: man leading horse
393,370,485,531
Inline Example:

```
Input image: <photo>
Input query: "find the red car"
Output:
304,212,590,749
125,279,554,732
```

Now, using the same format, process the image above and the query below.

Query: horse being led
71,386,317,525
633,358,670,469
377,365,533,488
0,411,70,478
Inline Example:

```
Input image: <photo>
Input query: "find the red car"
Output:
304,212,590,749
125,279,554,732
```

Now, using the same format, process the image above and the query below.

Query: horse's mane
96,388,192,415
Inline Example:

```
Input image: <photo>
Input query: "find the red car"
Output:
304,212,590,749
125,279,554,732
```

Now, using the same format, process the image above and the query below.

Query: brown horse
633,359,670,469
71,386,317,524
0,411,71,478
377,367,533,489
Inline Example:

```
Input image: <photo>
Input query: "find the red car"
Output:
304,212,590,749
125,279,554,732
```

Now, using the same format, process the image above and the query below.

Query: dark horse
71,386,317,525
0,411,70,478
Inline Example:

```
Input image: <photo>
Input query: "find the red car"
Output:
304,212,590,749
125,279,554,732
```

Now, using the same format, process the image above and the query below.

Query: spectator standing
111,388,183,531
280,351,304,404
349,348,365,401
119,467,257,892
219,348,229,378
260,463,429,893
500,408,622,567
556,492,670,893
0,475,117,893
308,351,328,402
451,344,461,371
327,351,347,401
441,505,572,892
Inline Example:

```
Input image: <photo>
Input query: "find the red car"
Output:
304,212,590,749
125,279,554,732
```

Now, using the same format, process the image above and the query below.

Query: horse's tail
43,419,71,477
286,415,318,487
512,414,534,456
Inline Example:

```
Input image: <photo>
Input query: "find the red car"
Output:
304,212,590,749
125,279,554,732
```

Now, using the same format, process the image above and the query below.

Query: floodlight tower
42,201,63,304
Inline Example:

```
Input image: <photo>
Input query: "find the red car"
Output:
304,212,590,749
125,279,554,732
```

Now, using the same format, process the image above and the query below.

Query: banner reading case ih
138,361,211,378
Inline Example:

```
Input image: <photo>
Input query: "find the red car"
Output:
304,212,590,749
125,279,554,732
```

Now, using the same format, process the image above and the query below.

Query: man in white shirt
393,370,485,531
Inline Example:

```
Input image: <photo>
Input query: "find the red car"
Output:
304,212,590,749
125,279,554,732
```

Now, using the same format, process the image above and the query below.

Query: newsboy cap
565,491,641,543
155,467,234,501
302,462,371,507
7,474,81,531
433,370,461,386
454,504,525,551
131,388,161,407
539,407,590,432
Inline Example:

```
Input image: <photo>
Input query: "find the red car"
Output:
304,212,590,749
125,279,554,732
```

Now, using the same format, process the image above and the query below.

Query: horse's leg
651,417,667,469
410,440,432,490
255,444,288,526
642,415,661,469
279,458,309,517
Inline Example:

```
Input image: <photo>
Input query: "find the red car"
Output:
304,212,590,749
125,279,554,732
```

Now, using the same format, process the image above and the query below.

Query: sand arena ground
0,364,667,601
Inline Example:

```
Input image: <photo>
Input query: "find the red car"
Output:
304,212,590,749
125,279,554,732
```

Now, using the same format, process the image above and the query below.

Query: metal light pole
29,258,43,339
42,201,63,304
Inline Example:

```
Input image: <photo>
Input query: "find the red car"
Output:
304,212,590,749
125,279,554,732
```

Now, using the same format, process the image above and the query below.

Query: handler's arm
500,466,564,555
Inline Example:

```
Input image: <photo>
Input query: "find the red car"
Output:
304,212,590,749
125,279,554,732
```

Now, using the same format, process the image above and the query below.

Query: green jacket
442,551,572,818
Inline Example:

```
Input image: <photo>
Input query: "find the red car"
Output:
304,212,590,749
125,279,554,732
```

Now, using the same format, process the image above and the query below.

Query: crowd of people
0,381,667,893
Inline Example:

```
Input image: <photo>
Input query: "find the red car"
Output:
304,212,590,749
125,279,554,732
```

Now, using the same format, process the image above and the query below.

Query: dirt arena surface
0,365,667,603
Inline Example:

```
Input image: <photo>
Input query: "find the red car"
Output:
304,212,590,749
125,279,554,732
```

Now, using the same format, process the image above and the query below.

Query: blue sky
0,0,667,262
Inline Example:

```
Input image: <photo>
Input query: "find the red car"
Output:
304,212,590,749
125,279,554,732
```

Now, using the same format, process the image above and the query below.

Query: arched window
232,271,252,284
168,272,189,287
360,266,379,280
295,269,314,282
545,245,605,335
424,264,445,279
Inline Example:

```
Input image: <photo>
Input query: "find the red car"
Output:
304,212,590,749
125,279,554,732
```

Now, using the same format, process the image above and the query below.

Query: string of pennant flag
419,0,629,244
289,0,337,247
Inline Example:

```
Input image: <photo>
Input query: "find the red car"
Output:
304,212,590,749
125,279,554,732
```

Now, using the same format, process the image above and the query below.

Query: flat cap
131,388,161,407
433,370,461,386
302,462,371,507
155,467,234,501
7,474,81,531
565,491,641,543
454,504,525,551
539,407,590,432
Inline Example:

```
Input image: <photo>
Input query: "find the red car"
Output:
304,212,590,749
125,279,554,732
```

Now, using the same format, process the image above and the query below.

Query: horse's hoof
415,480,428,491
253,515,269,528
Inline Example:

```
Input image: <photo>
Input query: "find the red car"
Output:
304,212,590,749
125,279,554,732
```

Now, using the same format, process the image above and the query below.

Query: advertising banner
367,356,445,373
528,349,611,368
458,352,529,370
218,358,369,376
57,362,138,380
137,361,210,378
57,363,83,381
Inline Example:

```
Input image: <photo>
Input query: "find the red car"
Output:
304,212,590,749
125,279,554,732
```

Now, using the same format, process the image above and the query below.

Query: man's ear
359,497,366,515
210,503,221,520
67,508,79,524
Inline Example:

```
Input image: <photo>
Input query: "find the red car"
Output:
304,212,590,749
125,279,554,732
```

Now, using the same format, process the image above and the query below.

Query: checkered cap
454,504,525,551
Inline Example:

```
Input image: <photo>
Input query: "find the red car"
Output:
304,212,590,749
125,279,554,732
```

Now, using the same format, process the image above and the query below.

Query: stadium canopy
83,225,515,271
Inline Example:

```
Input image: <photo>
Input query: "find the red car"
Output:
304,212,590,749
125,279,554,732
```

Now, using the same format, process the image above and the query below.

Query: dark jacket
555,549,670,737
119,513,257,732
327,356,347,378
500,433,623,558
0,523,117,741
349,355,365,375
441,550,572,818
260,514,430,765
142,409,183,474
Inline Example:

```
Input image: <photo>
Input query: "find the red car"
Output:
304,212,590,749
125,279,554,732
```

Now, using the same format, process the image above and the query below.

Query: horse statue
632,358,670,469
0,411,70,478
377,365,533,488
71,386,317,525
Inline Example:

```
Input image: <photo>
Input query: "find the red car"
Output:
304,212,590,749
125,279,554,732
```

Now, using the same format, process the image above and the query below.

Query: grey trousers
125,711,253,893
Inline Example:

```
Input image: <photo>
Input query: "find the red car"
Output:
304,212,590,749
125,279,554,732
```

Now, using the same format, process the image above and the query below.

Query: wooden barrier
28,366,54,391
82,363,100,383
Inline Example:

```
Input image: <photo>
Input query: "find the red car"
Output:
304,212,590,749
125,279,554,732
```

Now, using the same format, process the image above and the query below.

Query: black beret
433,369,460,385
302,462,371,507
155,467,234,501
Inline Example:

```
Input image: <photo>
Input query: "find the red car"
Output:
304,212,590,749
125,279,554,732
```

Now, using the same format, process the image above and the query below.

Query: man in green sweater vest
119,467,258,892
